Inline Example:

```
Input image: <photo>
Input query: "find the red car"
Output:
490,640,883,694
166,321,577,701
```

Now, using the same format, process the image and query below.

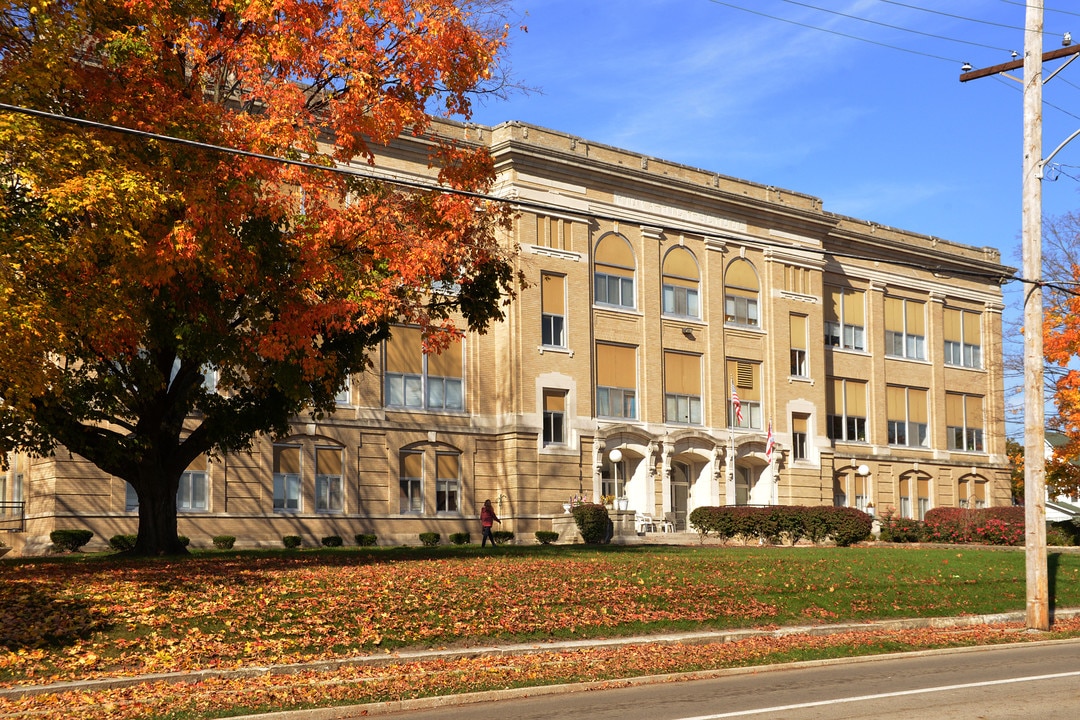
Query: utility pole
959,4,1074,631
1020,1,1049,633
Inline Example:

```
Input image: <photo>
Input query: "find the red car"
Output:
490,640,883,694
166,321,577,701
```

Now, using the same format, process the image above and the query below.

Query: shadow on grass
0,582,108,651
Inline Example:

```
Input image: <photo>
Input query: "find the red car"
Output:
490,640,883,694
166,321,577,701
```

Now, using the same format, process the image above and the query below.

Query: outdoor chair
635,513,656,533
656,512,676,533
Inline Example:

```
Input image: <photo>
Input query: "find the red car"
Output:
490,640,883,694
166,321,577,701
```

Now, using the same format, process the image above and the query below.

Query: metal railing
0,502,25,532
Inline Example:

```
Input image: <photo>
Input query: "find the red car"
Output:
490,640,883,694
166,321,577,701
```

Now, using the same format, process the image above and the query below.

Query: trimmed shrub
354,533,377,547
178,535,191,547
879,510,923,543
419,532,441,547
1047,525,1075,546
827,506,873,547
773,505,806,546
572,503,610,544
282,535,302,549
923,507,974,543
1050,519,1080,546
212,535,236,550
50,529,94,552
492,530,515,544
535,530,559,545
802,506,833,544
109,534,138,552
449,532,471,545
321,535,343,547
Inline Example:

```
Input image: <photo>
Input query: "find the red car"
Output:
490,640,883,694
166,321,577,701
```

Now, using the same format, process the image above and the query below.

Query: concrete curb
4,607,1079,704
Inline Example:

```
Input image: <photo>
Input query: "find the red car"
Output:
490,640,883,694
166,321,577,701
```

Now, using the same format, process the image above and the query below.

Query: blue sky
469,0,1080,433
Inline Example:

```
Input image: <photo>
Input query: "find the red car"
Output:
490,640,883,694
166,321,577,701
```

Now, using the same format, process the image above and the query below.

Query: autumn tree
1042,211,1080,498
0,0,519,554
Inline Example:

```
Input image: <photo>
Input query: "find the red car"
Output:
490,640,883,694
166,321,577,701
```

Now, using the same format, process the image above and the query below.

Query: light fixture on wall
681,327,694,339
857,464,870,477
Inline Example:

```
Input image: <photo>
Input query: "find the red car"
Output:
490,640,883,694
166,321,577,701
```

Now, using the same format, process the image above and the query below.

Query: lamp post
609,448,623,502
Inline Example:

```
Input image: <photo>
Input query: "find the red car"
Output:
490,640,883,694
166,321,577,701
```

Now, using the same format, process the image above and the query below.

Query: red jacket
480,505,498,527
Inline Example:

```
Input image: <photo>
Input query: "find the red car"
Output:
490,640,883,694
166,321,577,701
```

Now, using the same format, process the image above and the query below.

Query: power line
706,0,964,64
875,0,1049,34
998,1,1080,21
780,0,1016,53
0,101,1033,290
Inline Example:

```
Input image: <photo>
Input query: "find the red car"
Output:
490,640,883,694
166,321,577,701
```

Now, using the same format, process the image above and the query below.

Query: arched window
662,247,700,318
724,259,759,327
594,234,636,309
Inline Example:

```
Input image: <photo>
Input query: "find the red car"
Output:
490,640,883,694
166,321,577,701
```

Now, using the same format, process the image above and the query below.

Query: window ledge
825,346,870,357
538,345,574,357
787,375,813,385
724,323,764,334
885,355,931,365
662,314,705,324
593,304,643,317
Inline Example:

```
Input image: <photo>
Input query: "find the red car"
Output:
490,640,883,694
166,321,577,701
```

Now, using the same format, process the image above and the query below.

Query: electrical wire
0,100,1043,293
780,0,1016,53
705,0,964,64
998,1,1080,21
875,0,1053,34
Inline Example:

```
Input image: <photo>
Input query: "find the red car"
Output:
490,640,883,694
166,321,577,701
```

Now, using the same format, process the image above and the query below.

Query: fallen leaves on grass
4,617,1080,720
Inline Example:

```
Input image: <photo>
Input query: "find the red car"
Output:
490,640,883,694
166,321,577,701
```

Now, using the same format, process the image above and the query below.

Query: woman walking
480,499,500,547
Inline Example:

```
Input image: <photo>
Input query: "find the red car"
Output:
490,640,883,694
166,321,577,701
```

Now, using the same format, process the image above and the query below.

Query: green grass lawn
1,544,1077,687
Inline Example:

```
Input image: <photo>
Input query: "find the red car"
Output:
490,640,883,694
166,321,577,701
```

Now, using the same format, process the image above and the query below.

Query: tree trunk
133,472,188,556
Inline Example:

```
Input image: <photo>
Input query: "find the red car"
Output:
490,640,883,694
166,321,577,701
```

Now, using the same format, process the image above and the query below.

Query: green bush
109,534,138,552
449,532,471,545
354,533,377,547
535,530,559,545
827,506,873,547
492,530,514,544
178,535,190,547
1047,525,1075,546
1050,519,1080,546
212,535,236,550
879,510,922,543
282,535,302,549
802,506,833,544
419,532,441,547
321,535,343,547
50,529,94,552
572,503,610,544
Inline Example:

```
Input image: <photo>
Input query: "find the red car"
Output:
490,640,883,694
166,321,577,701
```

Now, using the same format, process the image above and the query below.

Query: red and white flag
730,381,743,424
765,418,775,462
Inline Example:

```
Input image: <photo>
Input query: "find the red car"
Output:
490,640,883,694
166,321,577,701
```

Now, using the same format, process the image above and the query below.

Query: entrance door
671,461,691,531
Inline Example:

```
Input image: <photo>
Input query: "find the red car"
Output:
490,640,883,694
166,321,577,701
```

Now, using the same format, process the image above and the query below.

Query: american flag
765,419,774,462
730,381,743,424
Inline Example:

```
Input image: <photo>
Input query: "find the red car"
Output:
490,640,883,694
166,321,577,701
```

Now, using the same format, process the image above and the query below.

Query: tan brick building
2,120,1013,552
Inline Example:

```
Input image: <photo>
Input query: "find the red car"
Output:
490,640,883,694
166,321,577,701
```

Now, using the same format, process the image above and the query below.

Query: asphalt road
370,639,1080,720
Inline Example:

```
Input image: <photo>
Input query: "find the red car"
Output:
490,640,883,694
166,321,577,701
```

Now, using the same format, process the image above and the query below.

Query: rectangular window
824,286,865,351
177,456,208,512
946,394,985,452
273,445,302,511
334,376,351,405
792,414,809,461
385,327,464,411
790,314,808,377
854,474,866,511
315,447,344,512
541,273,567,348
724,293,759,327
900,476,913,519
543,389,567,446
399,451,423,514
727,359,762,429
958,477,970,508
884,297,926,360
944,308,982,369
826,378,867,442
974,480,987,509
436,453,460,513
663,284,700,318
887,387,929,448
596,343,637,419
665,351,702,425
917,478,930,521
594,269,635,308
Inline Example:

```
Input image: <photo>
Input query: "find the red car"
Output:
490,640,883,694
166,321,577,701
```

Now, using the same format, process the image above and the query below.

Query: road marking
675,670,1080,719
